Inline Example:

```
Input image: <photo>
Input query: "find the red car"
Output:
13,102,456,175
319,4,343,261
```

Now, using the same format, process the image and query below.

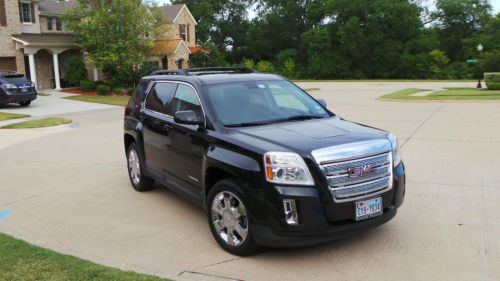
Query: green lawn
1,117,72,129
0,233,169,281
0,112,30,121
381,88,500,101
303,87,320,92
65,95,130,106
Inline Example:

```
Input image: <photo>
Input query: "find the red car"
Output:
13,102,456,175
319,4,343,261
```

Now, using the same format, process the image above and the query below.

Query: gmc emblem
348,164,376,178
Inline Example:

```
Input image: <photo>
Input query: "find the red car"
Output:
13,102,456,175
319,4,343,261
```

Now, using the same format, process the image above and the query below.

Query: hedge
484,73,500,90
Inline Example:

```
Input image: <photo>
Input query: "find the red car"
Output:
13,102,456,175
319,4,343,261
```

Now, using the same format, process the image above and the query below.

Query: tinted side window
171,84,202,116
145,82,177,115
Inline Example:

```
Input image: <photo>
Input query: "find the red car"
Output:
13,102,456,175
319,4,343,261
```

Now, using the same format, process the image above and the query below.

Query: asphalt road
0,82,499,281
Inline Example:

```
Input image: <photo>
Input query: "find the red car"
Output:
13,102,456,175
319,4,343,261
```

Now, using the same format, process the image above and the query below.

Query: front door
166,83,205,192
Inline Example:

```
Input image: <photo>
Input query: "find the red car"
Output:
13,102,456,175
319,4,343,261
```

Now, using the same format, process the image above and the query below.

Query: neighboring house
0,0,198,90
154,4,198,69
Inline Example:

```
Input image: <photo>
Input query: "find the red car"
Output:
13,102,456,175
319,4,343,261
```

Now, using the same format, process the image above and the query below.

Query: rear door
141,81,178,177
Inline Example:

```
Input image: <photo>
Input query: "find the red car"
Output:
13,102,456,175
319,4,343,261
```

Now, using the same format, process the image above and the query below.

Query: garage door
0,57,17,71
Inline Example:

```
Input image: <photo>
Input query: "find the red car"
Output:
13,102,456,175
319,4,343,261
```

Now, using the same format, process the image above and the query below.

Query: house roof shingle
38,0,78,15
161,4,184,23
12,33,76,45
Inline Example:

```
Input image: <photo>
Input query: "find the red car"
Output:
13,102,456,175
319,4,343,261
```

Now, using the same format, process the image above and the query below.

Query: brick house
0,0,198,90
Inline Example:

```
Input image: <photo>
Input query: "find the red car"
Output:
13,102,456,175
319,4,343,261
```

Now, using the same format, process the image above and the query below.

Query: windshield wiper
224,115,324,128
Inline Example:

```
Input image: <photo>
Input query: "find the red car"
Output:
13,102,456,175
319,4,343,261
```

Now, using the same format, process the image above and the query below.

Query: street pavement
0,82,499,281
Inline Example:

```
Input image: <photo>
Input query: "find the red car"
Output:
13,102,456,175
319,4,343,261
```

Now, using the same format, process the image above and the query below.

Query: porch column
28,54,37,88
52,53,61,90
93,68,98,81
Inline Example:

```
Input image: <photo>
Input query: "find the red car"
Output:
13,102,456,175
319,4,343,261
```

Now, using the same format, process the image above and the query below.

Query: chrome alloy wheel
211,191,249,247
128,149,141,185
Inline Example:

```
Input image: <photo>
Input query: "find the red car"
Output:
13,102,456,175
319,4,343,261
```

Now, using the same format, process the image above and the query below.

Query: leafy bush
484,73,500,90
96,85,112,95
127,87,135,96
242,59,255,69
64,56,87,86
280,58,297,79
112,87,126,94
79,80,96,92
255,60,276,73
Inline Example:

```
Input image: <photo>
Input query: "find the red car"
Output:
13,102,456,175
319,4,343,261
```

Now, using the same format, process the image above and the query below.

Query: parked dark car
123,68,406,256
0,71,37,107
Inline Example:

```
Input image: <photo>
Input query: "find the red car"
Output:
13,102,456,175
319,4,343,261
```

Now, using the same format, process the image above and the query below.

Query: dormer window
55,17,62,31
47,16,53,30
179,24,187,42
21,2,32,23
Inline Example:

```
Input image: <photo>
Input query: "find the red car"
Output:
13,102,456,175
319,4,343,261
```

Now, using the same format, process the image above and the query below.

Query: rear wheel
126,143,155,192
207,179,258,256
19,101,31,107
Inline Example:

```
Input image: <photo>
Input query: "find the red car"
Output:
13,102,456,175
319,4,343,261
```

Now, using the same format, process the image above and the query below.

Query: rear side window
145,82,177,115
171,84,202,116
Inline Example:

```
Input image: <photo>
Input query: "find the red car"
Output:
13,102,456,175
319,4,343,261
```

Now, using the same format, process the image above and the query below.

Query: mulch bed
60,88,128,97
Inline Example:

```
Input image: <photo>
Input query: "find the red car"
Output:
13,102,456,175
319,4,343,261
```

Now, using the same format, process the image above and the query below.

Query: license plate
21,88,28,92
355,197,382,221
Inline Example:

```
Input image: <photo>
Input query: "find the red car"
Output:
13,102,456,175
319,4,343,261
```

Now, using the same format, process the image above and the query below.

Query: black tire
207,179,258,256
126,143,155,192
19,101,31,107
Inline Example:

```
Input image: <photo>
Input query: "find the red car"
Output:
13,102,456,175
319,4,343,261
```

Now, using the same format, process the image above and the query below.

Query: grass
1,117,72,129
0,233,169,281
64,95,130,106
381,88,500,101
0,112,30,121
37,92,51,96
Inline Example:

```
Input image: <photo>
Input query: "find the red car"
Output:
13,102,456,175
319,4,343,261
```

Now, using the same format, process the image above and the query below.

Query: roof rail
149,67,256,76
150,69,189,76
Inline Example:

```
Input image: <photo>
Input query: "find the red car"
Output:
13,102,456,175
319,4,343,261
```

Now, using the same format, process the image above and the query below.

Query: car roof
144,72,284,86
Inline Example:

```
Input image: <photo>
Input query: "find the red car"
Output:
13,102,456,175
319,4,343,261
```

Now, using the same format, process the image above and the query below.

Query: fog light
283,199,299,225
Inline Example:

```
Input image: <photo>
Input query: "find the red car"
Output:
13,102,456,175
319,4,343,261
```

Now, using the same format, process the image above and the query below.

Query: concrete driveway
0,82,499,281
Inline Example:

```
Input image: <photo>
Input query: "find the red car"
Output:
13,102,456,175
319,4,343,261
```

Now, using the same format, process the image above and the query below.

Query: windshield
205,80,330,127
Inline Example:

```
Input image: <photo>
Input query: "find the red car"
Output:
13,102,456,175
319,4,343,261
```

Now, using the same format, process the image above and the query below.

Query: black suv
124,68,406,256
0,71,37,106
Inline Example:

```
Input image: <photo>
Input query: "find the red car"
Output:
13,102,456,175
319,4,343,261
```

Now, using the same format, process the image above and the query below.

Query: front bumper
0,90,37,104
251,163,406,247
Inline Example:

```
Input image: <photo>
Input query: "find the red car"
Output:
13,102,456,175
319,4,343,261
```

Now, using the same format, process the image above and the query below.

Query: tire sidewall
126,143,152,191
207,179,257,256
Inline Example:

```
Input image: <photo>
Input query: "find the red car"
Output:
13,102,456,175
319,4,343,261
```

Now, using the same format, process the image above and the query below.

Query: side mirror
317,99,327,107
174,110,204,126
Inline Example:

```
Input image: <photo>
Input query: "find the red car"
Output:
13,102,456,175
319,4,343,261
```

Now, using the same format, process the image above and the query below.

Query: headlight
264,152,314,185
388,133,402,167
2,84,17,90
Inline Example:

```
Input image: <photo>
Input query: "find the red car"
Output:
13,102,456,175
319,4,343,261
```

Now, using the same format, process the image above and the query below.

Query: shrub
242,59,255,69
485,73,500,90
96,85,111,95
255,60,276,73
127,87,135,96
64,56,87,86
79,80,96,92
112,87,126,94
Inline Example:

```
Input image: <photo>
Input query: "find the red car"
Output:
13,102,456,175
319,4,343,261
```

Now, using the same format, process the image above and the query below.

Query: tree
64,0,161,86
433,0,492,62
64,56,87,85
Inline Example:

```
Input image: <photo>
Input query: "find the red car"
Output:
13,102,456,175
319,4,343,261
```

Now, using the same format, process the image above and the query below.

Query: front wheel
126,143,155,192
19,101,31,107
207,179,258,256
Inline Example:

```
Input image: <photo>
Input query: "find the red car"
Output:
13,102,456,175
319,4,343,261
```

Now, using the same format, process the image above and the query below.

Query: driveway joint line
178,270,245,281
408,180,498,189
401,103,444,148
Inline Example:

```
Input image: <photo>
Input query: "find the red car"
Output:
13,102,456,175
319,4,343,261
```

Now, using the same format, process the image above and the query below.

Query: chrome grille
319,152,393,202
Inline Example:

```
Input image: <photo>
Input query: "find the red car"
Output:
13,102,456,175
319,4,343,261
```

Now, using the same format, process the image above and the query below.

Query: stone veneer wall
0,0,25,73
175,9,196,48
35,49,54,90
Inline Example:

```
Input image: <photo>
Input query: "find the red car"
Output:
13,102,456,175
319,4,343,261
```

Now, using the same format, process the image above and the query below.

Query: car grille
319,152,393,202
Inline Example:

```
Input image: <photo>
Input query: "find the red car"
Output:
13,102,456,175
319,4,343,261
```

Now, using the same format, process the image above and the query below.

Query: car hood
226,116,388,161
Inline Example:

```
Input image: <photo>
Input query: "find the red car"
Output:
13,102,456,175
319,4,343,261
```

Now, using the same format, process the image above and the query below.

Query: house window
46,16,52,30
55,17,62,31
21,2,31,23
179,24,187,42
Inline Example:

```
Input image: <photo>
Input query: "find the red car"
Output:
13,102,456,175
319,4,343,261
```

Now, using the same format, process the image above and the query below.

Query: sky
155,0,500,15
